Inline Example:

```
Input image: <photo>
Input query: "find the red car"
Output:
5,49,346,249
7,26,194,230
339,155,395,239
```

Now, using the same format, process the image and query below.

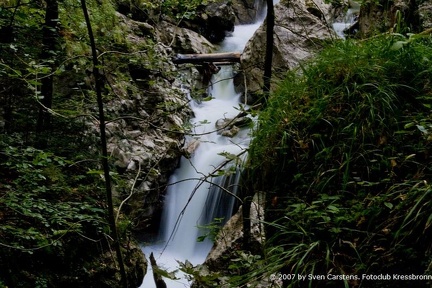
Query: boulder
182,1,236,43
87,243,147,288
215,116,252,137
184,138,201,157
303,0,335,23
236,0,337,96
116,12,155,38
156,21,215,54
203,193,265,275
203,2,236,43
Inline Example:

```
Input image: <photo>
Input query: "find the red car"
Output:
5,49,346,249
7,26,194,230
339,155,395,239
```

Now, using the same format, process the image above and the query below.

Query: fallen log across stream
172,52,241,64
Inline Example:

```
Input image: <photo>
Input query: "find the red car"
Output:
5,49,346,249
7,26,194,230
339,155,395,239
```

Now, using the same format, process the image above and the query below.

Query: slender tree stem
79,0,128,287
263,0,274,97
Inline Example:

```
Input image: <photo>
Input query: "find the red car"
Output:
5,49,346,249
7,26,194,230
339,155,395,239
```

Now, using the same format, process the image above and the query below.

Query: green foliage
61,0,126,54
197,217,224,242
0,0,163,146
228,250,264,284
0,141,107,249
1,0,161,286
160,0,210,20
179,260,222,287
0,1,46,134
0,137,112,286
121,0,213,21
245,34,432,287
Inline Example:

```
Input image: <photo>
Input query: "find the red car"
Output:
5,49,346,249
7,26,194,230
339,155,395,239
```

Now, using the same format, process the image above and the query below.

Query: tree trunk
263,0,274,97
36,0,59,142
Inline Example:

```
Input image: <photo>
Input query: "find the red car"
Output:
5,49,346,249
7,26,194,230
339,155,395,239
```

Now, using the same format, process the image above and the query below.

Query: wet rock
184,138,201,157
93,243,147,288
239,92,261,105
206,2,236,42
221,126,240,137
182,1,236,43
215,116,252,137
231,0,265,24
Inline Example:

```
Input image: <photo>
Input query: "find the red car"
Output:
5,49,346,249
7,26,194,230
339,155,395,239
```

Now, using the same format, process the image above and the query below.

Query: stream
140,15,263,288
140,1,353,286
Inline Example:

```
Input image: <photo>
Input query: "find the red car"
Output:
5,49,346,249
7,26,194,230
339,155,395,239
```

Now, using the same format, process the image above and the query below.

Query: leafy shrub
244,34,432,287
0,139,112,287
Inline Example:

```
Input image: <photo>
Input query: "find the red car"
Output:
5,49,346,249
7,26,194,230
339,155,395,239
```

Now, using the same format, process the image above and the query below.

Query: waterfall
202,166,243,226
140,10,263,288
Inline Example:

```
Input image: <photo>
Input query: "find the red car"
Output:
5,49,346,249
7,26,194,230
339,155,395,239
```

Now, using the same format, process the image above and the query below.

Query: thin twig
160,149,247,256
116,161,141,223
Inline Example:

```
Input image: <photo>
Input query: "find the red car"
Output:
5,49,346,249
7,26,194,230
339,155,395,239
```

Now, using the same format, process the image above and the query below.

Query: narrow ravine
140,10,266,288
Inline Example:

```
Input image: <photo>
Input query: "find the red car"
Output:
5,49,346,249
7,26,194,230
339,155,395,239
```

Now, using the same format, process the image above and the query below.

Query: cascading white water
140,11,265,288
157,64,251,261
332,2,360,39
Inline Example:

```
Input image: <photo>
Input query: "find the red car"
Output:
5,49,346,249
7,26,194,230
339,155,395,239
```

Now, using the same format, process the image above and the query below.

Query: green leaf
384,202,393,209
87,169,103,175
327,205,340,213
390,41,407,51
404,122,416,129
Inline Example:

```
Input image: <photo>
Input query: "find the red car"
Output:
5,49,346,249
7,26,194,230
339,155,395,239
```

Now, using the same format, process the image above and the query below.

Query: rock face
235,0,337,97
89,243,147,288
85,13,215,232
356,0,432,37
419,0,432,29
231,0,266,24
303,0,335,24
203,2,236,42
